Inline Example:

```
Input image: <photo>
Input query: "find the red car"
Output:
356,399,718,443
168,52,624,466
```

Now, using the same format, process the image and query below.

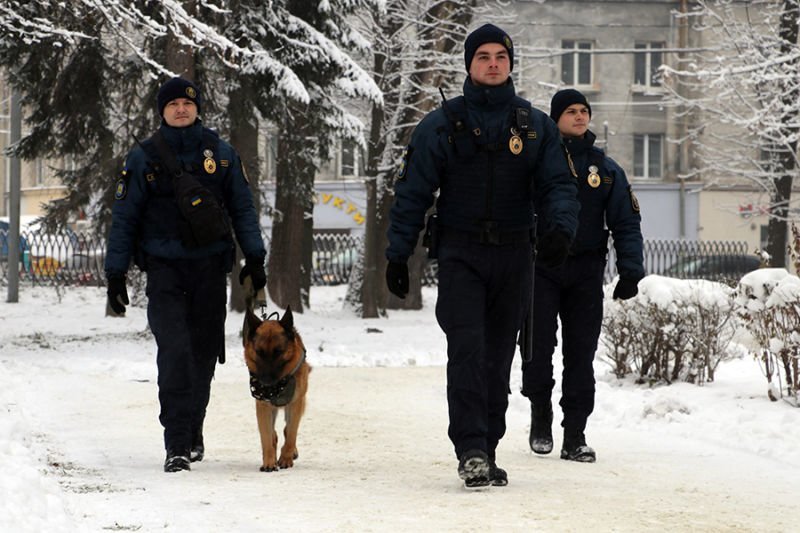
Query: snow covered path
8,362,796,532
2,286,798,532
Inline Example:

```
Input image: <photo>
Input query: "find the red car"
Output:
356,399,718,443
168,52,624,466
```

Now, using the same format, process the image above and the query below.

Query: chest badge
509,127,523,155
204,157,217,174
587,165,601,188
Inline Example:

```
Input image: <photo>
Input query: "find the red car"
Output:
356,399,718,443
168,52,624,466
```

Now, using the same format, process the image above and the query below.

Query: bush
734,268,800,405
601,275,737,385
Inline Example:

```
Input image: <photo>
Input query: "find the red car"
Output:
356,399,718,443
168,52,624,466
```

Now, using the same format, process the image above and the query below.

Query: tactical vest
436,96,539,234
139,128,232,247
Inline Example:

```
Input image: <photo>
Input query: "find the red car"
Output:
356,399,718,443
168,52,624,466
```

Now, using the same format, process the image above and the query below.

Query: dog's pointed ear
280,306,294,339
244,308,262,344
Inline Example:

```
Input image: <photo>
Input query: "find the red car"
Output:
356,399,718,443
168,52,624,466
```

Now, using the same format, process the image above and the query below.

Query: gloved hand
385,261,409,299
107,275,129,315
239,256,267,291
536,230,571,268
613,278,639,300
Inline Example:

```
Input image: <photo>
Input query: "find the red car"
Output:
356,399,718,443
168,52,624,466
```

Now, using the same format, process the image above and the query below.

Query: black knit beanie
464,23,514,72
549,89,591,122
157,77,202,117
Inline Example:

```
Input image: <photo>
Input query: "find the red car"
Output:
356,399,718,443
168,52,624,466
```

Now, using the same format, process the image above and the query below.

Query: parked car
663,254,761,283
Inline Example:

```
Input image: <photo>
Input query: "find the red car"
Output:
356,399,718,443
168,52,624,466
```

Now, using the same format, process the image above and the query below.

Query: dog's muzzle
249,350,306,406
249,373,296,406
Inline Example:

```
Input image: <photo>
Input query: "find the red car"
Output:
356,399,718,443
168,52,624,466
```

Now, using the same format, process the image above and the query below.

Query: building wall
697,188,769,252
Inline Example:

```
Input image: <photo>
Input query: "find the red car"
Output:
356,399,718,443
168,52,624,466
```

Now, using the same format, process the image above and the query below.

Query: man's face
162,98,198,128
557,103,590,139
468,42,511,87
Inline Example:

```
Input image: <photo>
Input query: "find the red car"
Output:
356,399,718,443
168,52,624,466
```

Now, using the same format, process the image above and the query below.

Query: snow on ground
1,284,798,532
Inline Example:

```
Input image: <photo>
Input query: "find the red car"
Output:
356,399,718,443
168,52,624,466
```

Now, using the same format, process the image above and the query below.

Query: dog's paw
277,455,295,469
259,464,279,473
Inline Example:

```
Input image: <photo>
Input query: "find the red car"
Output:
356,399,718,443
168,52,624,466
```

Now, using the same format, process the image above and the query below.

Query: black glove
107,275,129,315
536,230,571,268
239,256,267,291
385,261,409,299
613,278,639,300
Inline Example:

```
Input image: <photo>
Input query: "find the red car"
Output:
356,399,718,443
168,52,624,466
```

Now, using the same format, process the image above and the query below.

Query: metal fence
604,238,753,284
2,227,753,288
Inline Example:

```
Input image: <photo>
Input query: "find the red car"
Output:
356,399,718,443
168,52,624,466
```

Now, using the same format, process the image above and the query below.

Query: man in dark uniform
385,24,580,488
105,77,267,472
521,88,644,463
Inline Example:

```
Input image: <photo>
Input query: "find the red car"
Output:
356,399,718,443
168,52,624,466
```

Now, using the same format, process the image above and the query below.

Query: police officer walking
521,89,644,463
386,25,579,488
105,77,267,472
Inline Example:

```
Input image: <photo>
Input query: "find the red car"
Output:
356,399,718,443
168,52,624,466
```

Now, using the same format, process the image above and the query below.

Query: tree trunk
228,78,261,312
267,106,315,312
767,2,799,267
165,1,196,78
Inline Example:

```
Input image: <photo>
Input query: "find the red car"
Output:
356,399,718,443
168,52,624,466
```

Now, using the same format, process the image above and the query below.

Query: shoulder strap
440,95,476,157
150,130,185,178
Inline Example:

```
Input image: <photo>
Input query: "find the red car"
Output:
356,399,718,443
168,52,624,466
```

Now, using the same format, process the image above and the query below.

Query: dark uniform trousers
436,234,533,458
145,253,227,451
521,251,606,432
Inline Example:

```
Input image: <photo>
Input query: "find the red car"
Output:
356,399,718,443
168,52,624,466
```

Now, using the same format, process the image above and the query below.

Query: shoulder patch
241,161,250,184
397,146,414,180
114,179,127,200
629,185,640,213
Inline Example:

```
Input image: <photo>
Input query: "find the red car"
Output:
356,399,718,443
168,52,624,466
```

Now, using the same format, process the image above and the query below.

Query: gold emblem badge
186,86,196,99
204,157,217,174
587,165,600,188
509,135,523,155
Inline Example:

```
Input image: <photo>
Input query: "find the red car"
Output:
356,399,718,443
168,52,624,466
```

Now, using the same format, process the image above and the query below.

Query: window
634,42,664,88
340,140,363,178
633,134,663,179
561,40,593,86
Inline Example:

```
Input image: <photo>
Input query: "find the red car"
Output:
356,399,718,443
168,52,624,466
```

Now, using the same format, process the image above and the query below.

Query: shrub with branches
601,276,737,386
735,269,800,405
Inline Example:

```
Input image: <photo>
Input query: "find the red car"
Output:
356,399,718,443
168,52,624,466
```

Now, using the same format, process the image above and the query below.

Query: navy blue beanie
157,77,202,117
464,23,514,72
550,89,591,122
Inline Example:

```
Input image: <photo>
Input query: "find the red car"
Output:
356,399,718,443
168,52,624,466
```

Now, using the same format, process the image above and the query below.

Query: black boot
560,429,596,463
164,448,191,472
529,401,554,454
457,449,490,489
190,427,204,463
488,458,508,487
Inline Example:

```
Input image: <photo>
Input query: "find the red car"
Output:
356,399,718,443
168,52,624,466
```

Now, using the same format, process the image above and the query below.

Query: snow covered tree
662,0,800,267
0,0,380,312
250,0,382,312
353,0,479,317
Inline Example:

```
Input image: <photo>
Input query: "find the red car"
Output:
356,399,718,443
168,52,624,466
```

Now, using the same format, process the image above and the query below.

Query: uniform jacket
386,77,579,263
561,130,644,281
105,121,265,276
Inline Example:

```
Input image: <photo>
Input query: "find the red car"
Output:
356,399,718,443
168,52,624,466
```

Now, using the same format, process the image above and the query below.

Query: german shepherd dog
243,306,310,472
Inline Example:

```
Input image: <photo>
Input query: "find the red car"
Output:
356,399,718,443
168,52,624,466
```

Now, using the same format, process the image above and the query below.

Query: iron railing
2,228,754,287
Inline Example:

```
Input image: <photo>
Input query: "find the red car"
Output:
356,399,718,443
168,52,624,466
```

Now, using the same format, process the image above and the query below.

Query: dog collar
249,350,306,406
